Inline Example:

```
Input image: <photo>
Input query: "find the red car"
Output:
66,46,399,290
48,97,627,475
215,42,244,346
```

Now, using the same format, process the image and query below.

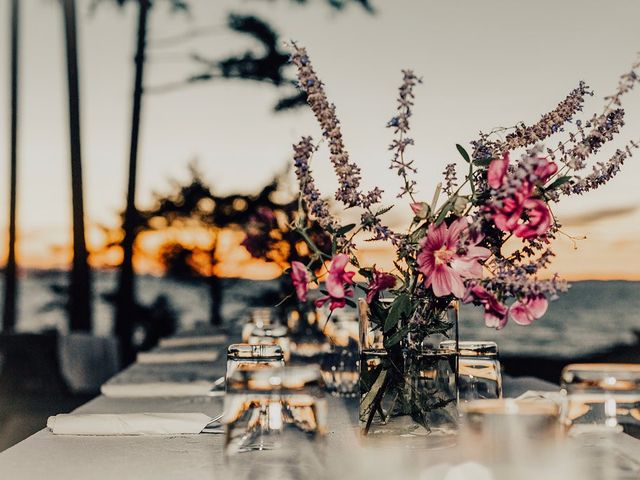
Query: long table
0,334,638,479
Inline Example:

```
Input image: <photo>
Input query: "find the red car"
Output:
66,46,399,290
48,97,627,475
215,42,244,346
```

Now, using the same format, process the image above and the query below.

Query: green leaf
544,175,572,191
358,268,374,280
345,298,357,308
370,299,388,325
360,368,387,418
473,157,492,167
375,205,394,216
435,200,452,226
383,325,409,348
456,144,471,163
359,363,382,393
384,294,411,333
335,223,356,236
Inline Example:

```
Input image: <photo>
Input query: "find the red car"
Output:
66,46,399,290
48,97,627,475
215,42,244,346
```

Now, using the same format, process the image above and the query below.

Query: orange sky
1,1,639,281
9,204,640,281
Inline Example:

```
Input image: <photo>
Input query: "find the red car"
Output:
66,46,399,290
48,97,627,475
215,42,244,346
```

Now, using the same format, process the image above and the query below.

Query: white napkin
100,381,214,398
47,413,212,435
136,350,220,364
159,335,226,348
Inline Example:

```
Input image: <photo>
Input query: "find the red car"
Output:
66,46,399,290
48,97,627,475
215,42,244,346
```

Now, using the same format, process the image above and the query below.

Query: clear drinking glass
320,346,359,397
461,399,562,459
223,365,327,456
223,366,284,454
241,307,278,342
226,343,285,383
288,308,332,363
458,399,567,477
561,363,640,436
280,365,328,442
248,325,291,361
440,340,502,401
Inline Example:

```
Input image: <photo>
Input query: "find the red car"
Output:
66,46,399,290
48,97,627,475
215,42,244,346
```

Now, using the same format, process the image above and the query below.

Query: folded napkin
47,413,212,435
159,335,226,348
137,350,220,364
101,381,214,398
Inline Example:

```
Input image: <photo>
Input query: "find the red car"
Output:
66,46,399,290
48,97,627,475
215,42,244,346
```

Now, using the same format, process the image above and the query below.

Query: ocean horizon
2,269,639,358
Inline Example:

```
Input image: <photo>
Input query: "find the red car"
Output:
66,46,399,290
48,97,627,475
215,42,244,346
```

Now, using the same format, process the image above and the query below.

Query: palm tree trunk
115,0,150,365
208,230,222,326
3,0,20,333
62,0,92,332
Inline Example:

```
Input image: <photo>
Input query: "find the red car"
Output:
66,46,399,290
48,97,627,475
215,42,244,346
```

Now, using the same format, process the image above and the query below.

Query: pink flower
290,261,310,302
315,254,355,311
512,198,553,239
534,159,558,184
417,218,490,298
464,285,508,329
410,202,429,219
509,296,548,325
490,155,556,239
488,152,509,189
492,185,529,232
492,187,552,240
366,269,396,304
410,202,423,214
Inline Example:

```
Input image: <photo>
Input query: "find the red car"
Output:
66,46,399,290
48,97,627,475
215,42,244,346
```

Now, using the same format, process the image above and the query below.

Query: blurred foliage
90,0,189,13
98,162,331,277
182,13,306,111
251,0,373,12
158,242,202,279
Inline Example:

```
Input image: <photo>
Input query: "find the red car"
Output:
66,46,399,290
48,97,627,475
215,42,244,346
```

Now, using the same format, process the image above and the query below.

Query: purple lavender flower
388,70,422,200
292,136,337,229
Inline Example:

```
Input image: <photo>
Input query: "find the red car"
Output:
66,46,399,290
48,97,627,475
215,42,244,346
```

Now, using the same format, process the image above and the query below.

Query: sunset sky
0,0,639,279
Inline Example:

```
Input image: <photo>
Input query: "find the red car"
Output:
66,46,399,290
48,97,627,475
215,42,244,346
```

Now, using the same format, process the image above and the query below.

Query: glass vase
358,298,459,442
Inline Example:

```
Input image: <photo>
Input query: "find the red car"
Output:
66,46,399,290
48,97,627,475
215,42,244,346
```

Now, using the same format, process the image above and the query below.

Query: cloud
560,204,639,227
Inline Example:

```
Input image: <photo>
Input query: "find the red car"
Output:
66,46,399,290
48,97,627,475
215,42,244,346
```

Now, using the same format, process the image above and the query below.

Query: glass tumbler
241,307,277,342
460,398,562,470
320,346,359,397
248,325,291,361
223,365,327,455
223,365,284,455
280,365,328,443
561,363,640,436
226,343,285,383
440,340,502,401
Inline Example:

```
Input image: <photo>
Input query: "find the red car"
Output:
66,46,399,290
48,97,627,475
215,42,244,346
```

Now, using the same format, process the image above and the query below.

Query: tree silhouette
105,163,330,326
94,0,372,363
92,0,188,364
62,0,92,331
3,0,19,332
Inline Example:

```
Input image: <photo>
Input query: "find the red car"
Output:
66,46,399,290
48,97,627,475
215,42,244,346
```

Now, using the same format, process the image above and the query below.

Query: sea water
4,271,640,358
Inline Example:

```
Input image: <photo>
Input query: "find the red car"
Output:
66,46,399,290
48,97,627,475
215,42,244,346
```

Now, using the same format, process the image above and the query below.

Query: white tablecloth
0,333,637,479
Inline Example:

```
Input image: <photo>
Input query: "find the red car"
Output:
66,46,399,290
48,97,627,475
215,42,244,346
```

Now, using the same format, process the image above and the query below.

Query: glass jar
248,325,291,361
561,363,640,436
440,340,502,401
358,298,459,441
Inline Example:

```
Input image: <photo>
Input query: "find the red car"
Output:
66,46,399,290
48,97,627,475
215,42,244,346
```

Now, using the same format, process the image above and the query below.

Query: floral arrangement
283,42,639,431
287,43,638,332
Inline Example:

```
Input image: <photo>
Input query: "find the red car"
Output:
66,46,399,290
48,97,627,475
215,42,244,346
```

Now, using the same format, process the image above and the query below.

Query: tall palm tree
113,0,153,365
3,0,20,332
62,0,92,331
